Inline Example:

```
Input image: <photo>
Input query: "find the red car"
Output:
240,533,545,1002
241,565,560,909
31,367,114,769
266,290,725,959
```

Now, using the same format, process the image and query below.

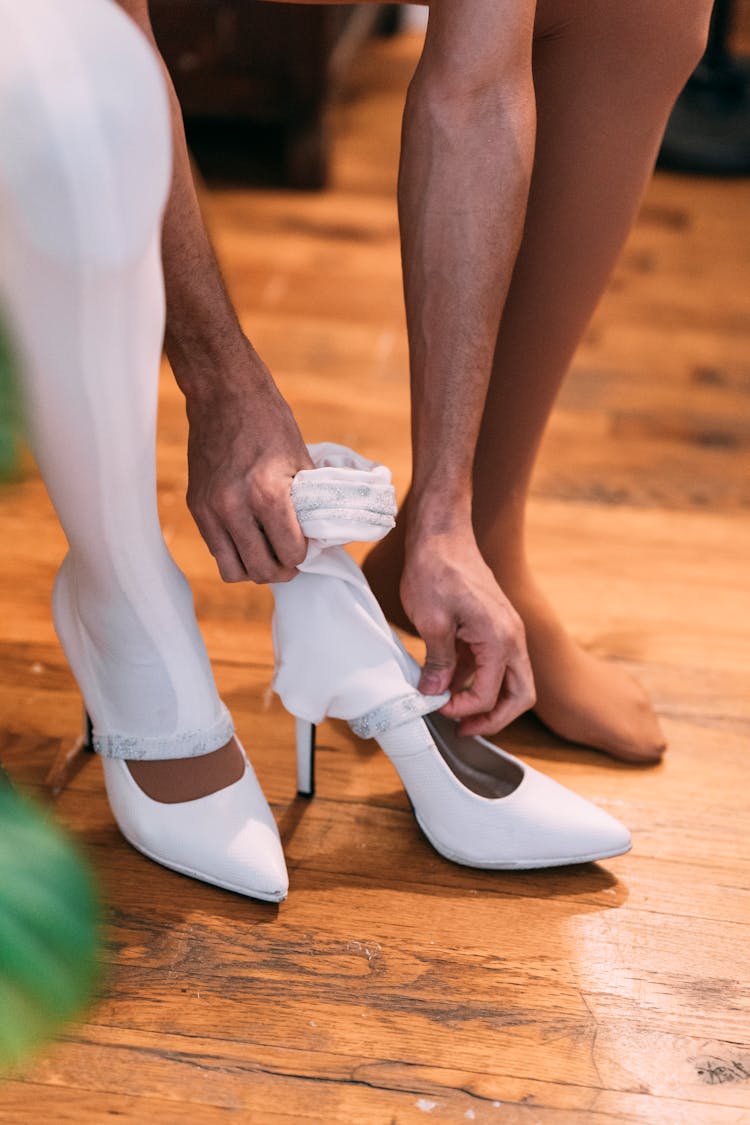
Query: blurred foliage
0,316,22,481
0,771,103,1072
0,314,100,1073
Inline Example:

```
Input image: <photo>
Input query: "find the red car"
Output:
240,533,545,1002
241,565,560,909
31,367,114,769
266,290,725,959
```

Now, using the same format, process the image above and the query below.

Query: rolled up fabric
271,443,449,731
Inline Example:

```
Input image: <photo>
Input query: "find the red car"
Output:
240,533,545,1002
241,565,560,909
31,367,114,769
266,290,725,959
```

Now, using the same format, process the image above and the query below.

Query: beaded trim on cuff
348,690,450,740
92,703,235,761
291,479,396,527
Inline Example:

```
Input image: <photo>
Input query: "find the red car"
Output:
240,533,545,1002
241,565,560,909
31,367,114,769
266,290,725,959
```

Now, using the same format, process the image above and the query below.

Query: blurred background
150,1,750,188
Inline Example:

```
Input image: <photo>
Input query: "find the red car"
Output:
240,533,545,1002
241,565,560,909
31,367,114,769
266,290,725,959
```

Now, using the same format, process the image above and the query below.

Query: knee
0,0,171,266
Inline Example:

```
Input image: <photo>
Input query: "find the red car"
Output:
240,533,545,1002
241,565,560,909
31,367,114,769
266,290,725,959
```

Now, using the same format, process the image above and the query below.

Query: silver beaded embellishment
349,690,450,739
92,702,235,760
291,479,397,527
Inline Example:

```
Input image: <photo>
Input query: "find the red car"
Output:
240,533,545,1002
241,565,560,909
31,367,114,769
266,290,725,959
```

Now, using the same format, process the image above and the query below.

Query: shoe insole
424,713,523,799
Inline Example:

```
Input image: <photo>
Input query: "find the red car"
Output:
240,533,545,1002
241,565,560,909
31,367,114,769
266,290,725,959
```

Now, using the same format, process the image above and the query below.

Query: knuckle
239,563,263,583
247,471,277,511
236,554,264,583
273,566,298,584
216,558,243,584
417,612,451,642
212,488,241,522
238,548,277,585
276,537,306,569
288,541,308,567
252,567,279,586
507,702,526,726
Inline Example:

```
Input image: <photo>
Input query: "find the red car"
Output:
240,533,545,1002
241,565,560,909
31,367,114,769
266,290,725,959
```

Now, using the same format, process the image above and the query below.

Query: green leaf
0,784,103,1070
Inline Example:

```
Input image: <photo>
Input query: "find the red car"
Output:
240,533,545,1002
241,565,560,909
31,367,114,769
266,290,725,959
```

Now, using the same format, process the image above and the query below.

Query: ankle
126,738,246,803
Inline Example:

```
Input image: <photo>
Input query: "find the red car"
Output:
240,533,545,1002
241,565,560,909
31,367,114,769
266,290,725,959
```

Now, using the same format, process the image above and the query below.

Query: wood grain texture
1,29,749,1125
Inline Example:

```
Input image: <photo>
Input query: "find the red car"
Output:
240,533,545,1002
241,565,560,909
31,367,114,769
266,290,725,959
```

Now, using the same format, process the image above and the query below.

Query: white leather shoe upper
102,748,288,902
273,443,632,871
381,713,631,868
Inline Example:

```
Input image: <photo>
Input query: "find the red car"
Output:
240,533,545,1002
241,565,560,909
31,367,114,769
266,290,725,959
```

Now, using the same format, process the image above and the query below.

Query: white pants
0,0,232,759
0,0,441,762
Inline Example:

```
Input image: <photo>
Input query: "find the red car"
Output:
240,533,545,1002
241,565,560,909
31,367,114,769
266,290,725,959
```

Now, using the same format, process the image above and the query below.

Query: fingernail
419,674,442,694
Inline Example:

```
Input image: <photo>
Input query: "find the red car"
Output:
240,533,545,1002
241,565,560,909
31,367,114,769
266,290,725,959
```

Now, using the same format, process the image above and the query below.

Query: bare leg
366,0,712,760
0,0,243,800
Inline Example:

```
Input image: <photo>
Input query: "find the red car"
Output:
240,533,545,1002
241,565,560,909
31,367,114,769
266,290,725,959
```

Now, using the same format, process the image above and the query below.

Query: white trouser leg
0,0,232,759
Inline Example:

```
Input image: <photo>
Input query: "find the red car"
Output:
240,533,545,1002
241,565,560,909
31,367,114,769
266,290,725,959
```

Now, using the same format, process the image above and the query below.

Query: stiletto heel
46,707,95,797
83,710,94,752
295,718,316,798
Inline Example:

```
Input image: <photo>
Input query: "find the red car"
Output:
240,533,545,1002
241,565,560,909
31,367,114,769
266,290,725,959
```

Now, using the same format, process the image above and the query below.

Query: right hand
185,371,313,584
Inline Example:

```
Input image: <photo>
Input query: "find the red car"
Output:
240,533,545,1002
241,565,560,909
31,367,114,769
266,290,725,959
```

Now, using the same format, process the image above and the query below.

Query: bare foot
127,737,247,803
363,539,666,763
490,572,666,762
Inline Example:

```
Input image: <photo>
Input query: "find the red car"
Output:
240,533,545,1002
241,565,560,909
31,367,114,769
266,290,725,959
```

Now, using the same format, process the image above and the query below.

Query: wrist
169,332,276,408
404,485,474,551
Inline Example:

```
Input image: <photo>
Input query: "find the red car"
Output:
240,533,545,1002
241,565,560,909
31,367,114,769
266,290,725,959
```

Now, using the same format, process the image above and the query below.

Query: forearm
401,7,536,543
159,68,271,403
118,1,274,406
112,1,311,584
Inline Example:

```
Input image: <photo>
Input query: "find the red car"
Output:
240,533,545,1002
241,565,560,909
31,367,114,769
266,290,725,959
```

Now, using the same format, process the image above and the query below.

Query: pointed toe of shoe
505,768,632,868
218,815,289,902
398,721,633,870
580,806,631,863
102,757,289,902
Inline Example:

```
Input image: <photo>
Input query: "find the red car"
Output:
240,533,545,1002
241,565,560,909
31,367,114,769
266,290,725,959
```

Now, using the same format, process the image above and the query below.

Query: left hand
400,529,536,737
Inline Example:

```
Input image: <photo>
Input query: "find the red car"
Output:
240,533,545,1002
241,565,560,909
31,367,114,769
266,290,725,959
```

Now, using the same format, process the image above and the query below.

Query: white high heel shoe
52,556,288,902
79,711,289,903
295,705,630,869
275,443,631,871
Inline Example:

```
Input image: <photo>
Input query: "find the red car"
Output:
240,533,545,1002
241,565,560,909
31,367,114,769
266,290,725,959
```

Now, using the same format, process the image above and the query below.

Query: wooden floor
1,31,749,1125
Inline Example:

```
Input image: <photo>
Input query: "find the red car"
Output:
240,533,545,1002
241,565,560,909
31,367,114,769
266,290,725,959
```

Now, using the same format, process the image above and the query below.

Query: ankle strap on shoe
348,689,450,740
92,702,235,760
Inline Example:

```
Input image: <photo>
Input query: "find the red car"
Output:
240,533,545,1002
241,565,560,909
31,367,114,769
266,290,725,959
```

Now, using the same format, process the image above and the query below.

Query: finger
458,660,536,737
440,643,505,719
418,623,457,696
194,509,249,583
260,494,308,571
448,639,475,696
224,514,296,584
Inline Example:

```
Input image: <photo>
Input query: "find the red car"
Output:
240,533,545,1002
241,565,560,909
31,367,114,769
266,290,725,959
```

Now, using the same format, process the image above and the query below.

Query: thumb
418,632,457,696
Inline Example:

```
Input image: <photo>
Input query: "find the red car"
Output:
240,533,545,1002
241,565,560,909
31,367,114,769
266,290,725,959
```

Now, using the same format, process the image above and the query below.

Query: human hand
184,361,313,583
400,530,535,736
